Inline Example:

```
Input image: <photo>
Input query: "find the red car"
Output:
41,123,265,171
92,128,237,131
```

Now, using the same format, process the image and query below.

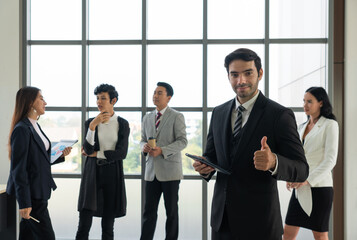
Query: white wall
345,0,357,239
0,0,20,183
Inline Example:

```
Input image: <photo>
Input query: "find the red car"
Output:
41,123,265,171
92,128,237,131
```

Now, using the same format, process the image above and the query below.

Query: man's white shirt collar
235,90,260,112
156,106,168,115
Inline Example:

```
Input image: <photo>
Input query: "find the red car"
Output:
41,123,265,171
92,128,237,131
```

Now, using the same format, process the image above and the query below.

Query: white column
0,0,20,183
345,0,357,239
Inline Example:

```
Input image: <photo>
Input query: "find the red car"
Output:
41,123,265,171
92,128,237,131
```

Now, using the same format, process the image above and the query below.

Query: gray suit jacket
141,106,187,181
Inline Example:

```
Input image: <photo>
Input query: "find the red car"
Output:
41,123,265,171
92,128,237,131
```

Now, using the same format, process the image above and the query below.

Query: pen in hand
30,216,40,223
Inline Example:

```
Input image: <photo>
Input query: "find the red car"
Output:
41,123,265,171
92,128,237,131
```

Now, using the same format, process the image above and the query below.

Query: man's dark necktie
155,112,162,130
233,105,245,138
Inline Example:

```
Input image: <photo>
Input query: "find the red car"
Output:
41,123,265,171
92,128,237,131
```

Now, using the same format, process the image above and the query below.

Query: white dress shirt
231,91,279,175
28,117,50,151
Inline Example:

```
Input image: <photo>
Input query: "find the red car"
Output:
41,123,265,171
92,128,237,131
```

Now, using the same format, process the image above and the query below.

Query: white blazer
296,116,339,216
299,116,339,187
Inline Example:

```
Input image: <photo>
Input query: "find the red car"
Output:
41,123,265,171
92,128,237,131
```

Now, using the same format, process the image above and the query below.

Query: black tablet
185,153,231,175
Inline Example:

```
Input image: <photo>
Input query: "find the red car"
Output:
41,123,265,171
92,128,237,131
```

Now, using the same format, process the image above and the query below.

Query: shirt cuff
269,153,279,175
86,129,95,146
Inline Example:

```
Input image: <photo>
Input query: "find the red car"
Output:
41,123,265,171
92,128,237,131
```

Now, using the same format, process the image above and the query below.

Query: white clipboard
50,140,78,163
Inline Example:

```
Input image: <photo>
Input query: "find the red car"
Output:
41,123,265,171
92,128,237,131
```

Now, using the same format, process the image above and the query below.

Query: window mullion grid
202,2,208,240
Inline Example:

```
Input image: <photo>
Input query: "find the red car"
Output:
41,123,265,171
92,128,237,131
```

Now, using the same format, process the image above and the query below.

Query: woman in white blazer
283,87,339,240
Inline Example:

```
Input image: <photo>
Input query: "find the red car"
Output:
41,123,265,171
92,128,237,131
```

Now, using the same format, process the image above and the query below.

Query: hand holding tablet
186,153,231,175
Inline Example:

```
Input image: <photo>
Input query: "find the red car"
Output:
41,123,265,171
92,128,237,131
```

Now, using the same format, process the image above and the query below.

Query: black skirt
285,187,333,232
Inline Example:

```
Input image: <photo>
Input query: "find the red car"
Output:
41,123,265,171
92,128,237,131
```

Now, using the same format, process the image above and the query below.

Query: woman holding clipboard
6,86,72,240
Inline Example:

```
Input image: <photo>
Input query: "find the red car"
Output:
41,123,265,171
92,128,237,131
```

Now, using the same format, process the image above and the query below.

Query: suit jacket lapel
24,118,50,161
38,123,52,156
234,92,267,159
155,107,171,137
223,99,235,159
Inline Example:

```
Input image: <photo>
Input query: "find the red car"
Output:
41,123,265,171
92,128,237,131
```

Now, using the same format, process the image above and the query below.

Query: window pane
31,46,82,107
89,45,141,107
148,45,202,107
270,0,328,38
38,112,81,174
182,112,202,175
208,0,265,39
88,111,142,175
295,111,308,126
89,0,141,40
48,179,81,238
207,179,215,239
155,180,202,239
208,45,265,107
30,0,81,40
269,44,327,107
278,181,314,239
147,0,203,39
120,112,142,175
48,179,142,239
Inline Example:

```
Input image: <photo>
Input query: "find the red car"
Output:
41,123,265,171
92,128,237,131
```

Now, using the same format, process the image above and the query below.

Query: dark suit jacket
7,118,64,209
77,116,130,218
204,92,308,240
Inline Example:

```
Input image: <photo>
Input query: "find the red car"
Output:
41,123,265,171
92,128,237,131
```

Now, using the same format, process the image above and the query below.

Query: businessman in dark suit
193,48,309,240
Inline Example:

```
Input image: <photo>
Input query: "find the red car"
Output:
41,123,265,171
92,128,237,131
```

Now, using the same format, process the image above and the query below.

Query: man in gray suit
140,82,187,240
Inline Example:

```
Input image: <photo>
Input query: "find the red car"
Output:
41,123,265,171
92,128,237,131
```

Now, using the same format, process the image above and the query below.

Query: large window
25,0,332,239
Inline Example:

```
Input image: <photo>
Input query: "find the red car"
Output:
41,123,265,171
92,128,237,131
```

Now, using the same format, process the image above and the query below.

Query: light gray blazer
140,106,187,181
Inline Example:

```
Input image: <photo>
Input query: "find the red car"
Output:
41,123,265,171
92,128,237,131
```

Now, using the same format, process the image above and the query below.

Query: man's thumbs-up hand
253,136,277,171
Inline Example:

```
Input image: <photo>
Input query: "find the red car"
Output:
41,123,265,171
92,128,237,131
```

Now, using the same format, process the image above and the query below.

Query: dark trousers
212,207,235,240
19,199,55,240
76,164,117,240
140,177,180,240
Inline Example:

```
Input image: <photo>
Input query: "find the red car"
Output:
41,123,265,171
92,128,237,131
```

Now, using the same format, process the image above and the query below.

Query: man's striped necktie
233,105,245,138
155,112,162,130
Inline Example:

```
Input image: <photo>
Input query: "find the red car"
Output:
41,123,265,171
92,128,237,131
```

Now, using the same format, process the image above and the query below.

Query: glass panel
48,178,142,239
278,181,314,239
38,112,81,174
294,111,308,127
207,179,215,239
147,45,202,107
89,0,141,40
182,112,202,175
208,0,265,39
208,45,265,107
269,44,327,107
88,112,142,175
207,112,212,135
88,45,141,107
270,0,328,38
31,46,82,107
147,0,202,39
154,180,202,239
30,0,81,40
48,178,81,239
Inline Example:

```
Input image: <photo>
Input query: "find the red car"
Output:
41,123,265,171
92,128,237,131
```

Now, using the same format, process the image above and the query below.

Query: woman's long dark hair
306,87,336,120
8,86,40,159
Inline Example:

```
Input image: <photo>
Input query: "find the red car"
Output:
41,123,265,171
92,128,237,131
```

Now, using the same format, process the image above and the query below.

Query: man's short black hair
157,82,174,97
224,48,262,76
94,84,118,103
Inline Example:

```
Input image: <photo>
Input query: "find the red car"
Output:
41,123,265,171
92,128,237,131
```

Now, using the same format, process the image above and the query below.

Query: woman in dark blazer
75,84,130,240
6,86,71,240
